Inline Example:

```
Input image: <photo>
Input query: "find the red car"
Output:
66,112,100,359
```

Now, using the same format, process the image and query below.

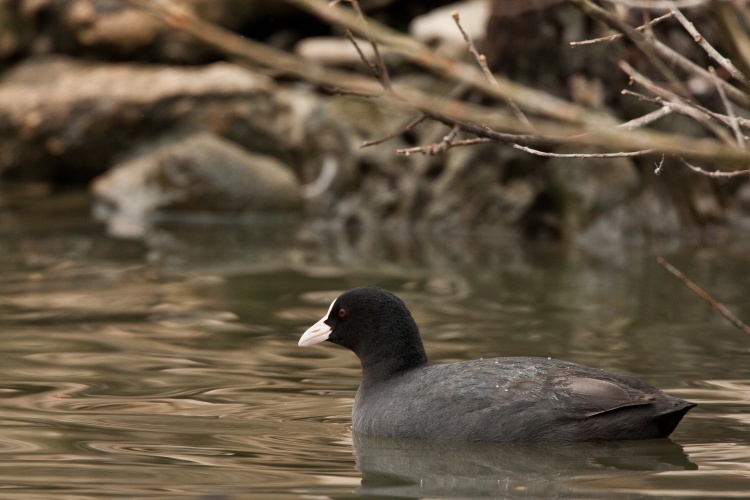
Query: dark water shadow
353,432,696,498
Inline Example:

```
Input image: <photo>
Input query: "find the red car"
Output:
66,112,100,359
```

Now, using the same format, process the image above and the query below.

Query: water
0,191,749,498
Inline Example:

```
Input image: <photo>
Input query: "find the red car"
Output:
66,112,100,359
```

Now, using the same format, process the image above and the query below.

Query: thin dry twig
574,0,692,98
654,154,666,174
451,11,494,86
679,156,750,177
359,115,427,149
124,0,750,164
570,12,674,46
657,257,750,336
619,60,737,145
618,106,674,129
452,11,535,132
341,0,392,89
649,37,750,108
622,89,750,132
396,137,492,156
510,144,654,158
395,125,467,155
606,0,708,7
293,0,600,124
669,1,750,88
345,30,379,80
709,66,746,150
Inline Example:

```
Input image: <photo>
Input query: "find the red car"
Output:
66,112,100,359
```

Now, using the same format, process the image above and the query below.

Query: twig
396,138,492,156
669,1,750,88
451,11,493,87
510,144,654,158
570,12,674,47
622,89,750,132
619,60,737,145
346,30,380,80
678,156,750,177
341,0,391,89
293,0,601,125
709,66,746,150
452,11,535,132
649,37,750,108
654,154,666,174
325,86,379,98
576,0,692,98
359,115,426,149
618,106,674,129
606,0,709,8
395,125,469,155
124,0,750,164
657,257,750,336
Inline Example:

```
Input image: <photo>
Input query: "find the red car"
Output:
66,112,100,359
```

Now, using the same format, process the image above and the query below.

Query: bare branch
654,155,666,175
679,156,750,177
570,12,674,47
452,10,535,132
618,106,674,129
619,60,737,145
123,0,750,164
571,0,692,99
510,144,654,158
605,0,708,7
622,89,750,132
396,128,490,156
709,66,746,150
649,37,750,108
451,11,494,88
657,257,750,337
342,0,391,89
669,1,750,88
360,115,427,149
345,30,380,81
293,0,607,125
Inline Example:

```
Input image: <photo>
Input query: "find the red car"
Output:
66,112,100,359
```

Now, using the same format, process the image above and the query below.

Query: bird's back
353,357,695,442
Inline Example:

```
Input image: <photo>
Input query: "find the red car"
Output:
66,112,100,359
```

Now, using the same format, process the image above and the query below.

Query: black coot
299,286,695,442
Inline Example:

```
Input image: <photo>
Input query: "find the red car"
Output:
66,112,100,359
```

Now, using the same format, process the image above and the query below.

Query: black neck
357,319,428,385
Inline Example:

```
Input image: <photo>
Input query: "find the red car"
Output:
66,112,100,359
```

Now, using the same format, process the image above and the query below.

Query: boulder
0,55,294,182
91,132,301,237
409,0,490,58
547,154,640,240
8,0,297,63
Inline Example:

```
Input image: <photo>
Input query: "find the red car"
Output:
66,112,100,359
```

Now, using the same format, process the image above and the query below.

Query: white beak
298,299,336,347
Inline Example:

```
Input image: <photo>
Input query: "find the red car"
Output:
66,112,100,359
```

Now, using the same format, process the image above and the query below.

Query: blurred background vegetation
0,0,748,245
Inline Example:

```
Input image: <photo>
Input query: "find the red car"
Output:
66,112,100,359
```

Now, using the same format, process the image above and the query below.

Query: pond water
0,191,749,498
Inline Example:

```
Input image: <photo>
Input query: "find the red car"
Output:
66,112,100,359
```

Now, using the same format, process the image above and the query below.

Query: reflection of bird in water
353,432,697,498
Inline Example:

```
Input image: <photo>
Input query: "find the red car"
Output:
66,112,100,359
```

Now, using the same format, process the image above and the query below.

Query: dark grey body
353,357,694,442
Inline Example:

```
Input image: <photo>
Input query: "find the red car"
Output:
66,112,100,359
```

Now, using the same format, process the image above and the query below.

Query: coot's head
299,286,428,378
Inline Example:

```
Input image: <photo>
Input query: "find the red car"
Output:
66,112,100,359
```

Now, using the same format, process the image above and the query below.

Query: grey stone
0,56,292,181
91,132,301,237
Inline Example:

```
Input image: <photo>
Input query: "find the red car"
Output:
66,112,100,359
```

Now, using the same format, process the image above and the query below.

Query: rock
409,0,490,58
0,56,295,182
547,154,640,240
295,37,376,66
91,133,301,238
9,0,297,63
423,144,537,231
729,182,750,230
66,0,164,55
0,1,31,63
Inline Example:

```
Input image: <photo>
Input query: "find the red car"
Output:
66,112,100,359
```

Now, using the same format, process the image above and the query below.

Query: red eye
338,308,347,318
